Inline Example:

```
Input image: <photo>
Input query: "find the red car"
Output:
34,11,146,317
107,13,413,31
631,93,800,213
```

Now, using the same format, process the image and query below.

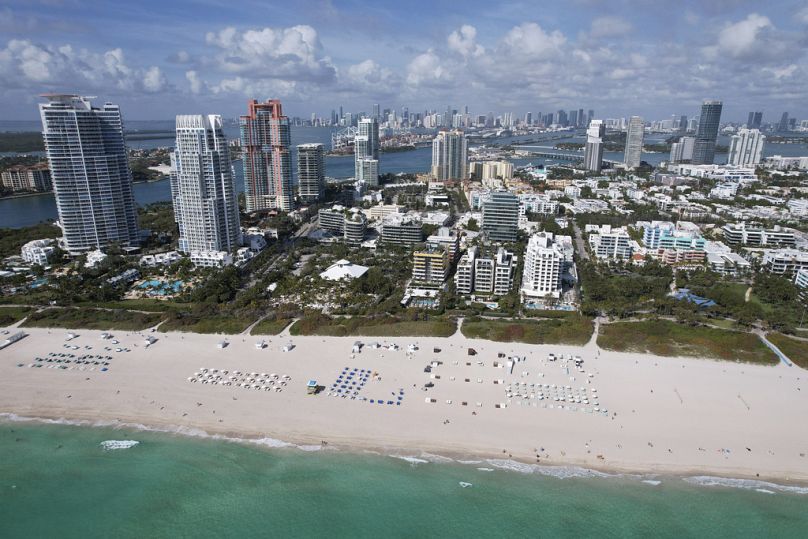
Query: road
572,222,590,261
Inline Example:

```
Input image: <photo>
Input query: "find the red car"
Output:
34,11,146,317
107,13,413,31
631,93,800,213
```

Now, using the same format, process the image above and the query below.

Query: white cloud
142,66,166,92
204,25,336,83
715,13,772,58
406,50,451,86
185,70,204,94
502,23,565,57
0,39,166,94
447,25,484,58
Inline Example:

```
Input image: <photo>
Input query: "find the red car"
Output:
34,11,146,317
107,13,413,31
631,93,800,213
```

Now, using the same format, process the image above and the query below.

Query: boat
459,482,472,488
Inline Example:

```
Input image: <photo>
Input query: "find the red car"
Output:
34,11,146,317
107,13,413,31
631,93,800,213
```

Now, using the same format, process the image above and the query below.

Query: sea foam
485,459,613,479
684,476,808,495
100,440,139,450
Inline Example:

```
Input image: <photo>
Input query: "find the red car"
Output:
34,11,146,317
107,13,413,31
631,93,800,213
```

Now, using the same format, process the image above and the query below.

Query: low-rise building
706,252,751,275
190,250,233,268
369,203,403,221
795,268,808,291
381,213,423,246
242,230,268,251
761,249,808,276
319,259,369,281
588,225,633,260
84,249,108,268
107,268,140,286
140,251,182,267
571,199,609,213
519,194,558,217
343,212,367,245
722,223,796,247
21,239,56,266
318,205,366,244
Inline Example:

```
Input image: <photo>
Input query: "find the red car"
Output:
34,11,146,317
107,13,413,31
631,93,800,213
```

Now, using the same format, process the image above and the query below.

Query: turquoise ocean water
0,422,806,538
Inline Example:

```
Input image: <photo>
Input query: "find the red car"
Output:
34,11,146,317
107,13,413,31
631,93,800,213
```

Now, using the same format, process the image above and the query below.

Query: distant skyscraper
624,116,644,170
778,112,790,132
692,100,723,165
525,112,532,126
569,110,578,128
587,109,595,125
431,129,468,181
240,99,294,212
678,115,688,133
669,136,695,164
297,143,325,203
578,109,585,127
355,117,379,186
584,120,605,172
752,112,763,129
171,114,241,253
372,103,380,120
39,94,138,254
727,129,765,166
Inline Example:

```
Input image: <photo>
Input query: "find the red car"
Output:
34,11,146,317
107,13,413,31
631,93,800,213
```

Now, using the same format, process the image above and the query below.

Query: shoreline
3,410,808,493
1,327,807,487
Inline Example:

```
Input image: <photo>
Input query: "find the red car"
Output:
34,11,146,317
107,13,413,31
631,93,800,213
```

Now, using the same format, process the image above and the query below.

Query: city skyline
2,1,808,121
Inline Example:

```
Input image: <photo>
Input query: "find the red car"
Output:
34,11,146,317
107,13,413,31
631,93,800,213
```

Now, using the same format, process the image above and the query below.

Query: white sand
1,326,807,483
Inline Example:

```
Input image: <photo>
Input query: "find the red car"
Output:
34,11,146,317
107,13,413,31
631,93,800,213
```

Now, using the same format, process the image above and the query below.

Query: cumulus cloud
715,13,772,58
502,22,566,57
447,25,484,58
343,59,398,93
406,49,456,88
0,39,167,94
185,70,204,94
204,24,336,83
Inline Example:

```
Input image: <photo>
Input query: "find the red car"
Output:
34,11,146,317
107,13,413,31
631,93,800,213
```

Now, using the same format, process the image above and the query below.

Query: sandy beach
1,324,807,484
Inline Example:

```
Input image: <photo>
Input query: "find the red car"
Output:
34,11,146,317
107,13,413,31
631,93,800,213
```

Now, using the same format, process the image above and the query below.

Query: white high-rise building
355,117,379,186
171,115,241,254
356,158,379,186
624,116,644,169
297,143,325,202
584,120,605,172
520,232,564,299
727,128,765,166
39,95,139,254
669,136,696,164
431,129,468,181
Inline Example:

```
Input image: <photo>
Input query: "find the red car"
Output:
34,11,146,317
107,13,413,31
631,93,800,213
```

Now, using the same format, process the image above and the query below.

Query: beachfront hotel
39,95,139,254
240,99,294,212
170,114,242,254
520,232,564,299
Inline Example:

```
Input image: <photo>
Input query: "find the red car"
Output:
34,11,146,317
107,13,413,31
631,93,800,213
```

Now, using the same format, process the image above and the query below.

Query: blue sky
2,0,808,122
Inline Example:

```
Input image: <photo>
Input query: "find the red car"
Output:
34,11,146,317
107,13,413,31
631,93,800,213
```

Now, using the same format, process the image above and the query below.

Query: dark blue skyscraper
692,100,722,165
